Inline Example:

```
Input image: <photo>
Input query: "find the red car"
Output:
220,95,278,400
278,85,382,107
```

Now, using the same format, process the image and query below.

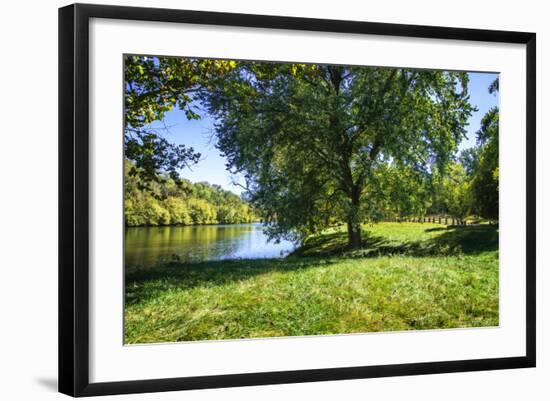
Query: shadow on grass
424,227,448,232
293,225,498,258
126,257,339,306
126,225,498,306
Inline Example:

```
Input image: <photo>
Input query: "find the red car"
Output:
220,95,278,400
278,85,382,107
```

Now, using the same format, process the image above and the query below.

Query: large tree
204,63,473,247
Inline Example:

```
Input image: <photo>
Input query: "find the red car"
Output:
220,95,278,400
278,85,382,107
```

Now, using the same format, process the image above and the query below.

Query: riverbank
125,223,499,344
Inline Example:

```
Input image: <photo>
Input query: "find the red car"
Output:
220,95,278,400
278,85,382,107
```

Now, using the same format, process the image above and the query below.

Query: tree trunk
347,220,362,249
347,185,362,249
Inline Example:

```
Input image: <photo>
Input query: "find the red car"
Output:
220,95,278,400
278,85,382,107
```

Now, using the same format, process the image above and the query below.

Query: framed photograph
59,3,536,397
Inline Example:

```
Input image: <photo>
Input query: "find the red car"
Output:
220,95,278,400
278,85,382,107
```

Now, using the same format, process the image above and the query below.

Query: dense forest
124,161,256,226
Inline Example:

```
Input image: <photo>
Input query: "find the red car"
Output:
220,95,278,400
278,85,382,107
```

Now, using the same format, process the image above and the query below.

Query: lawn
124,222,499,344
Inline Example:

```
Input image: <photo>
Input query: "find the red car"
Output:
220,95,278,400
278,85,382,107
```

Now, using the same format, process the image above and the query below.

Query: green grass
125,222,499,344
294,222,498,257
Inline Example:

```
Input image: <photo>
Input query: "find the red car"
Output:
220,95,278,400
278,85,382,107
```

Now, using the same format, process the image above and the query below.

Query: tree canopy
203,63,474,247
123,56,499,240
124,56,237,184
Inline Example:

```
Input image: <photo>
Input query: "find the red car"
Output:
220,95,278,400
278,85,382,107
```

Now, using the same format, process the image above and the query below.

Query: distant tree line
124,161,256,226
379,159,497,225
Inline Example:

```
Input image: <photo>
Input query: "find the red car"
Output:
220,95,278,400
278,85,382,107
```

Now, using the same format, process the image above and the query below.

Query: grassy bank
125,223,498,344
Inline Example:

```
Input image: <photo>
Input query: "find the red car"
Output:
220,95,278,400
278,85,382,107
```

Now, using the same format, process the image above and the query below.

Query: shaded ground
125,223,499,344
293,223,498,257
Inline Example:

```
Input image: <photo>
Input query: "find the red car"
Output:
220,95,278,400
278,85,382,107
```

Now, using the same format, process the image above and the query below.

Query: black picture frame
59,3,536,397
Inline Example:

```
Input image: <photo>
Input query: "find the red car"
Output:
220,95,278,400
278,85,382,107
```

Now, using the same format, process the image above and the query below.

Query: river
125,223,295,268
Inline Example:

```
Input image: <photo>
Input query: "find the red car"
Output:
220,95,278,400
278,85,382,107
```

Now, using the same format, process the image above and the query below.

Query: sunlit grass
125,222,499,344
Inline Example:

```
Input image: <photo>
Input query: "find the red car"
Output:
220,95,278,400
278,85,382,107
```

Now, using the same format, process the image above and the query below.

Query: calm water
125,223,295,268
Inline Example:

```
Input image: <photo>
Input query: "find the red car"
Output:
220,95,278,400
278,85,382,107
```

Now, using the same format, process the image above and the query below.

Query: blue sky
145,71,498,195
461,72,499,149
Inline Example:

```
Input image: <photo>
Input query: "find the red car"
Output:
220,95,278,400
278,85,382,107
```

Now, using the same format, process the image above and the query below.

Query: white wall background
0,0,547,399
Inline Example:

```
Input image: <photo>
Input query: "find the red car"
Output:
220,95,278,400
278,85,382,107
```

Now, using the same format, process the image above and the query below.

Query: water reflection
125,223,295,268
